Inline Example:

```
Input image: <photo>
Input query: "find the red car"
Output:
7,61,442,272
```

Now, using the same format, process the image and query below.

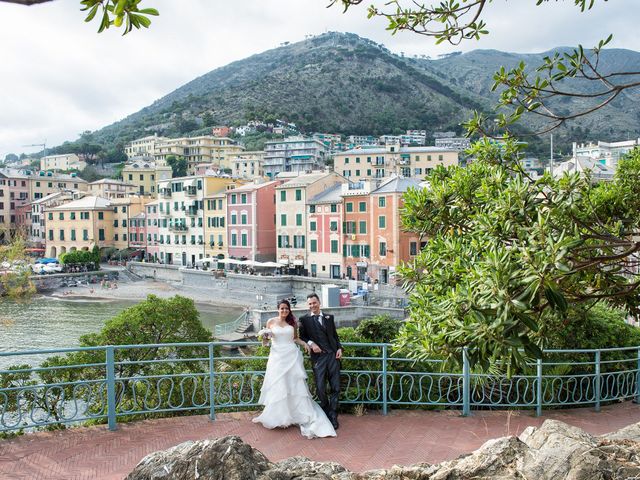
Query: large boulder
126,419,640,480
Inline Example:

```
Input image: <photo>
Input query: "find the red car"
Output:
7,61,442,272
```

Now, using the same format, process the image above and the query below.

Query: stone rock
124,436,271,480
126,420,640,480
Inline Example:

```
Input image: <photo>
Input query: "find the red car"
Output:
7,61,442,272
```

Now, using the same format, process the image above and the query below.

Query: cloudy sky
0,0,638,159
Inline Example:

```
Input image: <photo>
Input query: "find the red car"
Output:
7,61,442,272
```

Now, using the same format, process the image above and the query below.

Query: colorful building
307,183,344,279
275,171,346,273
226,180,281,263
121,160,172,196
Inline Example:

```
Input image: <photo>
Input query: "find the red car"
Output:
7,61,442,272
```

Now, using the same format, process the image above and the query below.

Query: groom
298,292,343,430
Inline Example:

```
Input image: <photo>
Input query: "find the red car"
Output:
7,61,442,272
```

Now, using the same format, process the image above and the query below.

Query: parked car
42,263,63,274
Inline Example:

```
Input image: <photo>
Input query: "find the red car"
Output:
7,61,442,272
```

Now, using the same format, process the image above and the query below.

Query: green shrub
355,315,403,343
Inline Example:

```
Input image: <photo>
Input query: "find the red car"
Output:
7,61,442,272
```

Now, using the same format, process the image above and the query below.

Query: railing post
636,347,640,405
209,343,216,421
382,344,388,416
595,350,601,413
536,358,543,417
462,347,471,417
106,346,117,431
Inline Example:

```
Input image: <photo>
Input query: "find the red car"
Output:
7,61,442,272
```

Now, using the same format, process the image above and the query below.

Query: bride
252,299,337,439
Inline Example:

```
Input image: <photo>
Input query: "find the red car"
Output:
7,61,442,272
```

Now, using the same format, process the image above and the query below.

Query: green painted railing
1,342,639,432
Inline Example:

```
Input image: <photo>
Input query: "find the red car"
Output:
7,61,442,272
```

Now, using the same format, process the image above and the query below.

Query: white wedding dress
252,324,336,439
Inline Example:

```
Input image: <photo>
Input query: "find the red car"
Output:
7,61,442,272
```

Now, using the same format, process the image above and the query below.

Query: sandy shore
48,278,255,308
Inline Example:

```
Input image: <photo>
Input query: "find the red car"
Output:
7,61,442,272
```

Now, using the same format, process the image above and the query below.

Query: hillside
86,32,640,153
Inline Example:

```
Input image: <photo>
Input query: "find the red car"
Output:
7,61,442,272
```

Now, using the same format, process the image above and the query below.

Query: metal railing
213,311,250,337
1,343,639,432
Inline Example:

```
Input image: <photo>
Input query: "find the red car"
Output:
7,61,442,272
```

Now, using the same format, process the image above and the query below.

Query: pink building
0,170,29,240
129,212,147,254
307,183,344,279
212,126,231,137
226,180,280,262
144,200,160,262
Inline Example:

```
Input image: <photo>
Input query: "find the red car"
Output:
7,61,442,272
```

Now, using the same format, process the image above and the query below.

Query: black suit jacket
298,312,342,355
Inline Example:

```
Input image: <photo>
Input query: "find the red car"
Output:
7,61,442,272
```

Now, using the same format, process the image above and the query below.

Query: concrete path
1,402,640,479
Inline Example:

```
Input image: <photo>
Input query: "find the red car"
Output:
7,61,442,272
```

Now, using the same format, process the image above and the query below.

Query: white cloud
0,0,637,158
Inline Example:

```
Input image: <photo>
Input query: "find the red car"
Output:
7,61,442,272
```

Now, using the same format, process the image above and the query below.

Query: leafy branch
79,0,158,35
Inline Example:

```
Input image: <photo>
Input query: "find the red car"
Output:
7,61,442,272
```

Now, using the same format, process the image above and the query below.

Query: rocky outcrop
126,420,640,480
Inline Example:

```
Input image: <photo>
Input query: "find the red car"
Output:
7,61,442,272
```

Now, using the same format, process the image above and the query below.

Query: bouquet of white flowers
257,328,273,346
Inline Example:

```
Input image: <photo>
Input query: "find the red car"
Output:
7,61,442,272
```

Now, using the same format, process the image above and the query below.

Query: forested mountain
85,32,640,155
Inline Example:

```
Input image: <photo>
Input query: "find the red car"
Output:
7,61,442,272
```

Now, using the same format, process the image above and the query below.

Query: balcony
169,224,188,232
185,186,197,196
186,207,198,216
159,188,171,198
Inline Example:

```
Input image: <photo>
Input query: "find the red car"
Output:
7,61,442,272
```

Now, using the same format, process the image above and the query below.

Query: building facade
263,137,328,178
122,161,172,196
40,154,86,172
333,145,458,181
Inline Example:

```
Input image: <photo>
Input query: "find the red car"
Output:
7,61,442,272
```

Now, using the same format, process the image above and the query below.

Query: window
439,154,443,161
98,212,104,220
309,205,316,213
48,230,53,241
329,221,338,231
231,194,237,204
346,202,353,213
231,233,237,246
70,212,76,220
344,157,350,164
378,216,386,228
310,221,317,232
378,197,386,207
293,235,305,248
81,212,89,220
280,214,287,226
241,193,247,204
231,213,237,224
241,213,247,225
83,229,89,241
280,190,286,202
48,212,53,221
359,201,366,212
114,234,119,241
99,229,105,241
310,239,317,252
114,220,119,227
330,239,338,253
36,181,40,187
330,204,337,213
379,241,387,256
295,189,302,201
296,213,302,226
410,242,417,256
414,168,423,175
241,233,248,246
359,221,367,234
355,170,360,176
59,212,64,220
356,157,360,163
128,174,133,180
59,229,65,241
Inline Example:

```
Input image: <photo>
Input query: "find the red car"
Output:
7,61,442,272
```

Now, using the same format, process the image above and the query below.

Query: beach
48,275,256,309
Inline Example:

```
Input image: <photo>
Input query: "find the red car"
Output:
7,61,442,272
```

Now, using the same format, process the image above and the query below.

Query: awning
278,258,290,265
293,259,304,266
258,261,282,268
220,258,240,265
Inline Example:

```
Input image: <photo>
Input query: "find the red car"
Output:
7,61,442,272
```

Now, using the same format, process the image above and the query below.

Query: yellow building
30,172,88,201
46,195,152,258
153,136,245,174
121,161,172,196
47,196,113,258
40,154,86,172
124,134,169,160
203,191,227,261
88,179,137,198
231,151,265,180
333,144,459,181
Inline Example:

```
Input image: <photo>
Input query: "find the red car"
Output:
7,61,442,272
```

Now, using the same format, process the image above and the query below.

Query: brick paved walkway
1,402,640,479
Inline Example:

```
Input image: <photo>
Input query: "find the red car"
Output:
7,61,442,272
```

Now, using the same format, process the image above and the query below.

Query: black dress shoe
331,419,339,430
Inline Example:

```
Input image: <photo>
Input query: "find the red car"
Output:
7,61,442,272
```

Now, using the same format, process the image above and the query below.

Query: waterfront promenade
1,402,639,479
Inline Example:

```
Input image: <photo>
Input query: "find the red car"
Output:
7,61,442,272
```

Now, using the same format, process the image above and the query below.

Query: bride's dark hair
277,299,297,328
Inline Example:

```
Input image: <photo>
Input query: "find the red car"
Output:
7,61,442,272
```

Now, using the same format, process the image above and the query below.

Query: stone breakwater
126,419,640,480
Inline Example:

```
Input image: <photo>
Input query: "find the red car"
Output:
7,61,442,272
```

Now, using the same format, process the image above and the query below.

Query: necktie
316,314,322,326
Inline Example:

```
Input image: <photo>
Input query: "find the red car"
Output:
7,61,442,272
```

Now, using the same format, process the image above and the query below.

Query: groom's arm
329,315,343,352
298,316,310,344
